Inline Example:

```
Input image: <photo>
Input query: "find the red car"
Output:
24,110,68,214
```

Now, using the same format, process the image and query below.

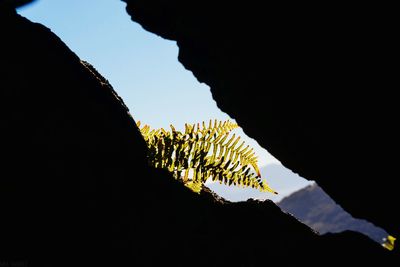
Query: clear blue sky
17,0,313,202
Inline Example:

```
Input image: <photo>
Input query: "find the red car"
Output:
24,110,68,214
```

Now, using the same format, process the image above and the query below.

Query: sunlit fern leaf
136,119,277,195
382,235,396,251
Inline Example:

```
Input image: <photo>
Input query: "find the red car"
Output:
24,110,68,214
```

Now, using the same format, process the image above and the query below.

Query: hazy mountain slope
277,184,388,243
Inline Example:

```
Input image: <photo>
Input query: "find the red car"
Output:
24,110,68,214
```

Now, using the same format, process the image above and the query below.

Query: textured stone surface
123,0,399,239
0,6,396,266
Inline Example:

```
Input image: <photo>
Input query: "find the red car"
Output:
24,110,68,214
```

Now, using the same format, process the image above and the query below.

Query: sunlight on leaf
382,235,396,251
137,119,277,195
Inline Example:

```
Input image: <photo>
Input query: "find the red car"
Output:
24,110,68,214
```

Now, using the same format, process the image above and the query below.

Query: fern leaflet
137,119,277,195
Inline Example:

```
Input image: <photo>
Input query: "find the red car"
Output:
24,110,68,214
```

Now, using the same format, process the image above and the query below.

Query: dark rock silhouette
122,0,399,240
0,5,397,266
278,184,388,243
0,0,36,9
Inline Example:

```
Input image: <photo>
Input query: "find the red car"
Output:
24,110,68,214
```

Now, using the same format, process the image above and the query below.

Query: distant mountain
277,183,388,243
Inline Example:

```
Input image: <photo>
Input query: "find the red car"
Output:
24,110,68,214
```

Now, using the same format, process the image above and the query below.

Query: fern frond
136,119,277,195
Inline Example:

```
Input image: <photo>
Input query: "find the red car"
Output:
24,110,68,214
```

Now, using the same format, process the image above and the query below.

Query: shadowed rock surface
122,0,399,240
0,0,36,9
0,5,397,266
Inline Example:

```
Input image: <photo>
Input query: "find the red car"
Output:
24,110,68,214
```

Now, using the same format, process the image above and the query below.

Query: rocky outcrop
0,8,148,266
122,0,399,240
0,5,396,266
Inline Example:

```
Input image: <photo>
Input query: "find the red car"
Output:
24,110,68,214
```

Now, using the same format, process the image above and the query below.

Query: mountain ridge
277,183,388,243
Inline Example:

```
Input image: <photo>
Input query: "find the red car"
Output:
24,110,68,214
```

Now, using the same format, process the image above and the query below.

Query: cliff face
122,0,399,239
0,4,396,266
0,7,148,266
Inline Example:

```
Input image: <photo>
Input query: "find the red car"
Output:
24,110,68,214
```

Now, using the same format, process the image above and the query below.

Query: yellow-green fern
137,119,277,195
382,235,396,251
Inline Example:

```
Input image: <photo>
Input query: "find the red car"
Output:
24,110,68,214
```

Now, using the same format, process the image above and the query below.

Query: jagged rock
0,6,396,266
122,0,399,240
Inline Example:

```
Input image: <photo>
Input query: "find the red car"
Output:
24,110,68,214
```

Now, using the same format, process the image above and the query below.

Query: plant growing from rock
382,235,396,251
137,119,277,194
